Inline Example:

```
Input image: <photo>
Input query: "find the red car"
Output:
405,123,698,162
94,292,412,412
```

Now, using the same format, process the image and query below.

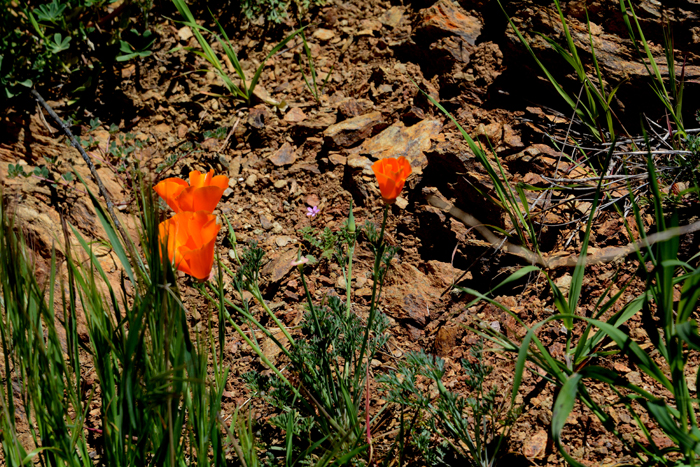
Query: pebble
274,179,288,189
312,28,335,41
246,174,258,187
260,214,274,230
276,236,294,247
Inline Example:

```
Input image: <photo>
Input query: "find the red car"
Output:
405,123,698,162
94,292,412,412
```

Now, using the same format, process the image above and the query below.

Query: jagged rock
248,105,269,129
346,118,443,175
283,107,307,123
291,109,337,139
435,326,460,357
379,6,404,28
269,142,296,166
336,97,374,119
415,0,483,64
323,111,386,148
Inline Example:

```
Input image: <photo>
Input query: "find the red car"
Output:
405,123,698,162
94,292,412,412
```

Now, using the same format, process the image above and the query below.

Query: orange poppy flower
371,157,412,204
154,169,229,214
159,211,221,280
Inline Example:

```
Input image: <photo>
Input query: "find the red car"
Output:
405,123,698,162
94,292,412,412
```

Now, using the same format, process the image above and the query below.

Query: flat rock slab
323,111,386,148
347,118,443,175
417,0,482,47
269,142,296,166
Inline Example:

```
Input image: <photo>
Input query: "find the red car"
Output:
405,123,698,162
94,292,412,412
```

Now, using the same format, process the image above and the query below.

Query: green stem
354,205,389,397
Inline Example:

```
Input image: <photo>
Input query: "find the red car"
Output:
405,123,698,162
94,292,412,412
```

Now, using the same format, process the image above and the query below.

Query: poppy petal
154,178,188,212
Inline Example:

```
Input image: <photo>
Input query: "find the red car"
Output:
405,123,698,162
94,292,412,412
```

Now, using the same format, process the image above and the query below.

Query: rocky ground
2,0,700,465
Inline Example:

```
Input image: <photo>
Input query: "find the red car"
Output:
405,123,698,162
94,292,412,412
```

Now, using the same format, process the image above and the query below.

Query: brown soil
2,0,700,465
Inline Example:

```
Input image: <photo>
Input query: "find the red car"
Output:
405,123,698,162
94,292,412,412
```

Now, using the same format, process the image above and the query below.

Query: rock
276,236,294,247
248,105,269,129
261,331,288,364
312,28,335,41
347,118,443,175
260,214,274,230
178,26,193,41
523,430,548,459
336,98,374,119
273,179,288,189
421,260,470,289
626,371,642,386
435,326,459,357
503,3,700,124
177,124,188,139
323,111,386,148
382,263,444,337
328,153,346,165
154,123,170,134
502,123,523,149
379,6,404,28
245,174,258,187
269,142,296,166
474,122,502,148
284,107,307,123
554,274,572,295
416,0,483,63
262,249,299,284
292,110,337,138
402,106,425,124
305,194,320,206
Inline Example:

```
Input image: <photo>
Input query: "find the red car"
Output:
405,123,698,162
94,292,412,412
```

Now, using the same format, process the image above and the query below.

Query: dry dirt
2,0,700,465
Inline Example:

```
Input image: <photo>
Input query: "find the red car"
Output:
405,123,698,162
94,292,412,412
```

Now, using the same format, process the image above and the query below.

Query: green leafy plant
240,0,327,24
0,175,231,465
380,342,519,467
0,0,154,100
298,29,334,104
171,0,302,105
197,202,400,465
117,29,156,62
464,132,700,465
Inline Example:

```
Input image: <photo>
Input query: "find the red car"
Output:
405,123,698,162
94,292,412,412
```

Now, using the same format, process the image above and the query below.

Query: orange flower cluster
154,170,228,280
371,156,412,204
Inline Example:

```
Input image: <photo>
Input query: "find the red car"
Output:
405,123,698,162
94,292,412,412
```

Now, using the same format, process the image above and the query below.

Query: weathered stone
336,97,374,119
347,118,443,175
328,153,347,165
416,0,483,63
323,111,386,148
502,123,523,149
435,326,460,357
248,105,269,129
262,249,298,284
269,142,296,166
312,28,335,41
379,6,404,28
178,26,193,41
284,107,307,123
260,214,274,230
474,122,502,147
292,109,337,138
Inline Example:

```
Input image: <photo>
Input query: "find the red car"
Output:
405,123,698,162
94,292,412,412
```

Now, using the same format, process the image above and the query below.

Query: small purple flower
306,205,320,217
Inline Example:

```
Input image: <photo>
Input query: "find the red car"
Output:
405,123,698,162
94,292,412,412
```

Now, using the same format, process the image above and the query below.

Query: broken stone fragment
269,142,296,166
323,111,386,148
347,118,443,175
415,0,483,63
